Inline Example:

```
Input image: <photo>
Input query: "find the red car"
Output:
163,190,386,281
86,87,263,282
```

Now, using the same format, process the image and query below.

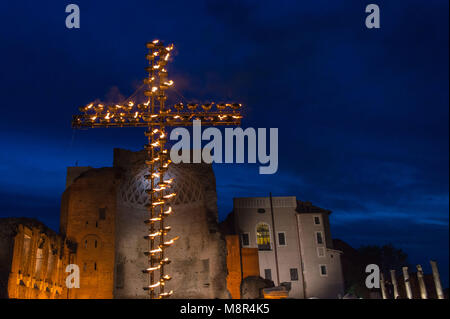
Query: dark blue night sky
0,1,448,286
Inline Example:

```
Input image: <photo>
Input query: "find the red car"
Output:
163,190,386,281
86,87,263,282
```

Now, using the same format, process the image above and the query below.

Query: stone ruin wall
113,148,229,298
61,148,229,298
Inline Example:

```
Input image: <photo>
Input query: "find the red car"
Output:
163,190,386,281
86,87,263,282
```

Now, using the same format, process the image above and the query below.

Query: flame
164,193,176,199
163,237,179,246
148,282,161,289
152,200,164,206
150,247,162,254
148,231,162,238
159,291,173,298
164,178,174,184
162,160,171,168
146,265,161,272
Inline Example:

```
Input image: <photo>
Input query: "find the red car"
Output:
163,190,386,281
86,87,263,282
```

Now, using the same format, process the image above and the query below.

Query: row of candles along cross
76,101,243,123
141,132,178,293
79,101,242,113
144,39,174,297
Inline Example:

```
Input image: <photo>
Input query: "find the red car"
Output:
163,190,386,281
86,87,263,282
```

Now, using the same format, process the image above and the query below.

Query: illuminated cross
72,40,243,299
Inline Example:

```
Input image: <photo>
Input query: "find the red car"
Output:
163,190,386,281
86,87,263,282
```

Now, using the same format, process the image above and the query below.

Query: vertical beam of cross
142,39,177,299
72,40,243,299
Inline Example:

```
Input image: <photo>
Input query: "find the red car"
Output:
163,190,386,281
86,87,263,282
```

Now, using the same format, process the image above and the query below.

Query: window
278,232,286,246
264,269,272,281
241,233,250,247
317,247,325,257
94,240,98,248
256,223,271,251
99,207,106,220
316,232,324,245
320,265,327,276
84,240,88,248
290,268,298,281
94,262,97,271
257,208,266,214
314,216,321,225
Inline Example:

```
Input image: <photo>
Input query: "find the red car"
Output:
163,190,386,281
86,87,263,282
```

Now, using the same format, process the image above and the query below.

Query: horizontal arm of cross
72,111,242,129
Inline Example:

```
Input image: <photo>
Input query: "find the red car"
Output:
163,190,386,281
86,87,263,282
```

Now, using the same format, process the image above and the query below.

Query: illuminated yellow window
256,223,271,251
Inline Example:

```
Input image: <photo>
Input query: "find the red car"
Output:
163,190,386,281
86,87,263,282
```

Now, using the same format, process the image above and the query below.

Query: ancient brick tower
60,148,229,298
60,167,118,299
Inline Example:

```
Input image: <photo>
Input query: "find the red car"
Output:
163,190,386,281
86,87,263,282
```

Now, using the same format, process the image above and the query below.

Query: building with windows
232,196,344,299
0,218,75,299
